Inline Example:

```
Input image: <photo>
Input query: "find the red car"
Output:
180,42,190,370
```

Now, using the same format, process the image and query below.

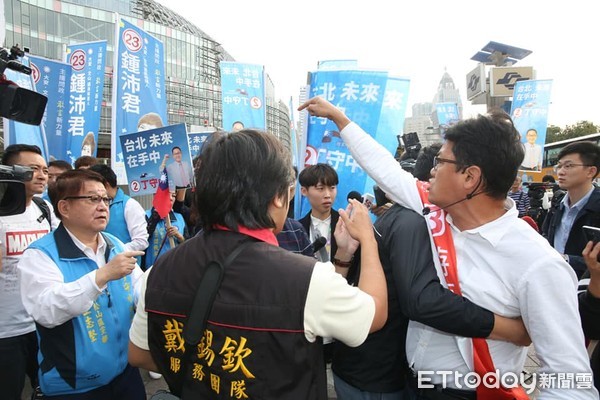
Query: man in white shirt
0,144,57,400
165,146,194,189
300,97,598,399
18,169,145,398
521,128,543,171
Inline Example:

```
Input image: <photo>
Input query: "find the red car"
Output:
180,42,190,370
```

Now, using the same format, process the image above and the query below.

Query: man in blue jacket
18,169,145,399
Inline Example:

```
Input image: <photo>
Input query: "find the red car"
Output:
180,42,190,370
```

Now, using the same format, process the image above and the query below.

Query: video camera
0,45,48,125
0,44,47,216
0,165,32,216
398,132,421,173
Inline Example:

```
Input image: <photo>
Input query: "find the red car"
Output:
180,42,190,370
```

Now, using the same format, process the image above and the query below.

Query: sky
153,0,599,130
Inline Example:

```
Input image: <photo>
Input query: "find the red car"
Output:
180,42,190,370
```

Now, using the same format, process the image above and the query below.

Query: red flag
153,167,171,219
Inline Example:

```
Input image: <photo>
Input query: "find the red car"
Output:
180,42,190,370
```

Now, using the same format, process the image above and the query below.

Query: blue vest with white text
105,187,132,244
28,225,136,395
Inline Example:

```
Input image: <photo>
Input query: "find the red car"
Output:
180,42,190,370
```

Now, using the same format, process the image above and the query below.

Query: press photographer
523,176,561,228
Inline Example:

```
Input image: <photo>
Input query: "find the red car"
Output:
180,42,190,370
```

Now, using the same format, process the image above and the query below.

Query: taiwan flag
153,168,171,219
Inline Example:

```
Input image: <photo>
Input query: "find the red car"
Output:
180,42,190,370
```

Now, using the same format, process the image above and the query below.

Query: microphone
422,191,485,215
347,190,363,203
311,236,327,253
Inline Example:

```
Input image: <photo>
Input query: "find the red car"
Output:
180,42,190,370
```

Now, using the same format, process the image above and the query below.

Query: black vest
146,230,327,399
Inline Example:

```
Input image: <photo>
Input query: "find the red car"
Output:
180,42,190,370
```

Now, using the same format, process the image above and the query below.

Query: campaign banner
289,96,299,167
435,102,459,135
301,69,391,217
29,55,71,161
187,131,212,159
112,17,167,184
220,61,266,131
119,123,193,197
2,56,49,161
510,80,553,172
317,59,359,70
65,40,107,164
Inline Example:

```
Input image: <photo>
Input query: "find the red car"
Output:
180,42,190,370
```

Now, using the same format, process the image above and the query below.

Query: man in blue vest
89,164,149,255
18,169,146,398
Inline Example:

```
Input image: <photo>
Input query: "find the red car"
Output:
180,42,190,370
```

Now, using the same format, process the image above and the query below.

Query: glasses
64,195,113,206
553,162,593,173
433,156,461,170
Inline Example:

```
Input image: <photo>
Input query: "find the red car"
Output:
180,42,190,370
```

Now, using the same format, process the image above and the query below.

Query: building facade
2,0,291,158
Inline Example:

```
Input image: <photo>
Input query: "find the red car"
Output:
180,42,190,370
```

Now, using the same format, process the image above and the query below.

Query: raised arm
299,96,423,212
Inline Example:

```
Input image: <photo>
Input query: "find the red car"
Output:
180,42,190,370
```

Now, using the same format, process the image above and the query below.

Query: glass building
2,0,292,159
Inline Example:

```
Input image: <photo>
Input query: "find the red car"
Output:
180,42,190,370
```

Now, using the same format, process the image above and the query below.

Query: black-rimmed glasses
433,156,461,170
63,195,113,206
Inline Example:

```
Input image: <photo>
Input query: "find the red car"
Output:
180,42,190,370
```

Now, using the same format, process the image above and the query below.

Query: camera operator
508,175,530,217
0,144,58,400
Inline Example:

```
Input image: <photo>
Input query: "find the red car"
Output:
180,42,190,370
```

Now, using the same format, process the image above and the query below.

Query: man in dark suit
543,141,600,278
298,164,340,263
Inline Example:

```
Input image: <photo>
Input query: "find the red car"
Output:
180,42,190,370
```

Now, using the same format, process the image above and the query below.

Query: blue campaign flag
65,41,107,164
510,80,553,172
317,59,359,70
187,131,212,159
364,76,411,200
435,102,459,135
2,56,49,161
119,123,193,197
289,96,299,167
112,18,167,184
29,55,72,161
220,62,266,131
300,69,389,218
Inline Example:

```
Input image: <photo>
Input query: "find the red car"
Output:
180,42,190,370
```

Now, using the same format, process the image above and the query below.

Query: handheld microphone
311,236,327,253
347,190,363,203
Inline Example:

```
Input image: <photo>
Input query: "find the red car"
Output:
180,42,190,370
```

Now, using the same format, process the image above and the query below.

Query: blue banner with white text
112,18,167,184
2,56,49,161
510,80,553,172
187,131,212,159
301,69,391,217
65,41,107,164
120,123,193,197
29,55,71,161
220,62,266,131
435,102,459,135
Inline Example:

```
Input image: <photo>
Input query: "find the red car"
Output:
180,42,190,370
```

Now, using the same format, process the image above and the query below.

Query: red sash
416,181,528,400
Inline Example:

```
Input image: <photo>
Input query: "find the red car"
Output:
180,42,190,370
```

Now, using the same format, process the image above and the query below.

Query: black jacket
298,209,339,261
542,187,600,278
579,279,600,391
332,204,494,392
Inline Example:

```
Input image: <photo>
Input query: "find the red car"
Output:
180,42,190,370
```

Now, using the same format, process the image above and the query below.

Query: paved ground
21,347,543,399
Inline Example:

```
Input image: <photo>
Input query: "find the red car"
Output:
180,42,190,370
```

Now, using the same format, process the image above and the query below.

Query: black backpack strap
180,239,254,400
32,196,52,230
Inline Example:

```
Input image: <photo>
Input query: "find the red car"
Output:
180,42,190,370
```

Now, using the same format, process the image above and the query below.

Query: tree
545,121,600,144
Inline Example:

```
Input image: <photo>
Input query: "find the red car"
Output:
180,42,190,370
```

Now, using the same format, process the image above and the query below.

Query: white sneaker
149,371,162,380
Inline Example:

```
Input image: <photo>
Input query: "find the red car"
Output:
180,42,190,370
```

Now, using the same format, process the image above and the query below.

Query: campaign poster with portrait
119,123,193,197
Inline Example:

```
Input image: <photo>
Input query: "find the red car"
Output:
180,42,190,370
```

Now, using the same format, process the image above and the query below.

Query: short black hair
2,144,43,166
444,110,524,199
49,160,73,171
89,164,117,188
195,129,293,232
298,163,339,188
413,143,442,181
557,141,600,178
172,146,182,153
541,174,556,183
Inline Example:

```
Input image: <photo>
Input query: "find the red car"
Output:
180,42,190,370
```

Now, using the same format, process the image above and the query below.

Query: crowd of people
1,97,600,399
